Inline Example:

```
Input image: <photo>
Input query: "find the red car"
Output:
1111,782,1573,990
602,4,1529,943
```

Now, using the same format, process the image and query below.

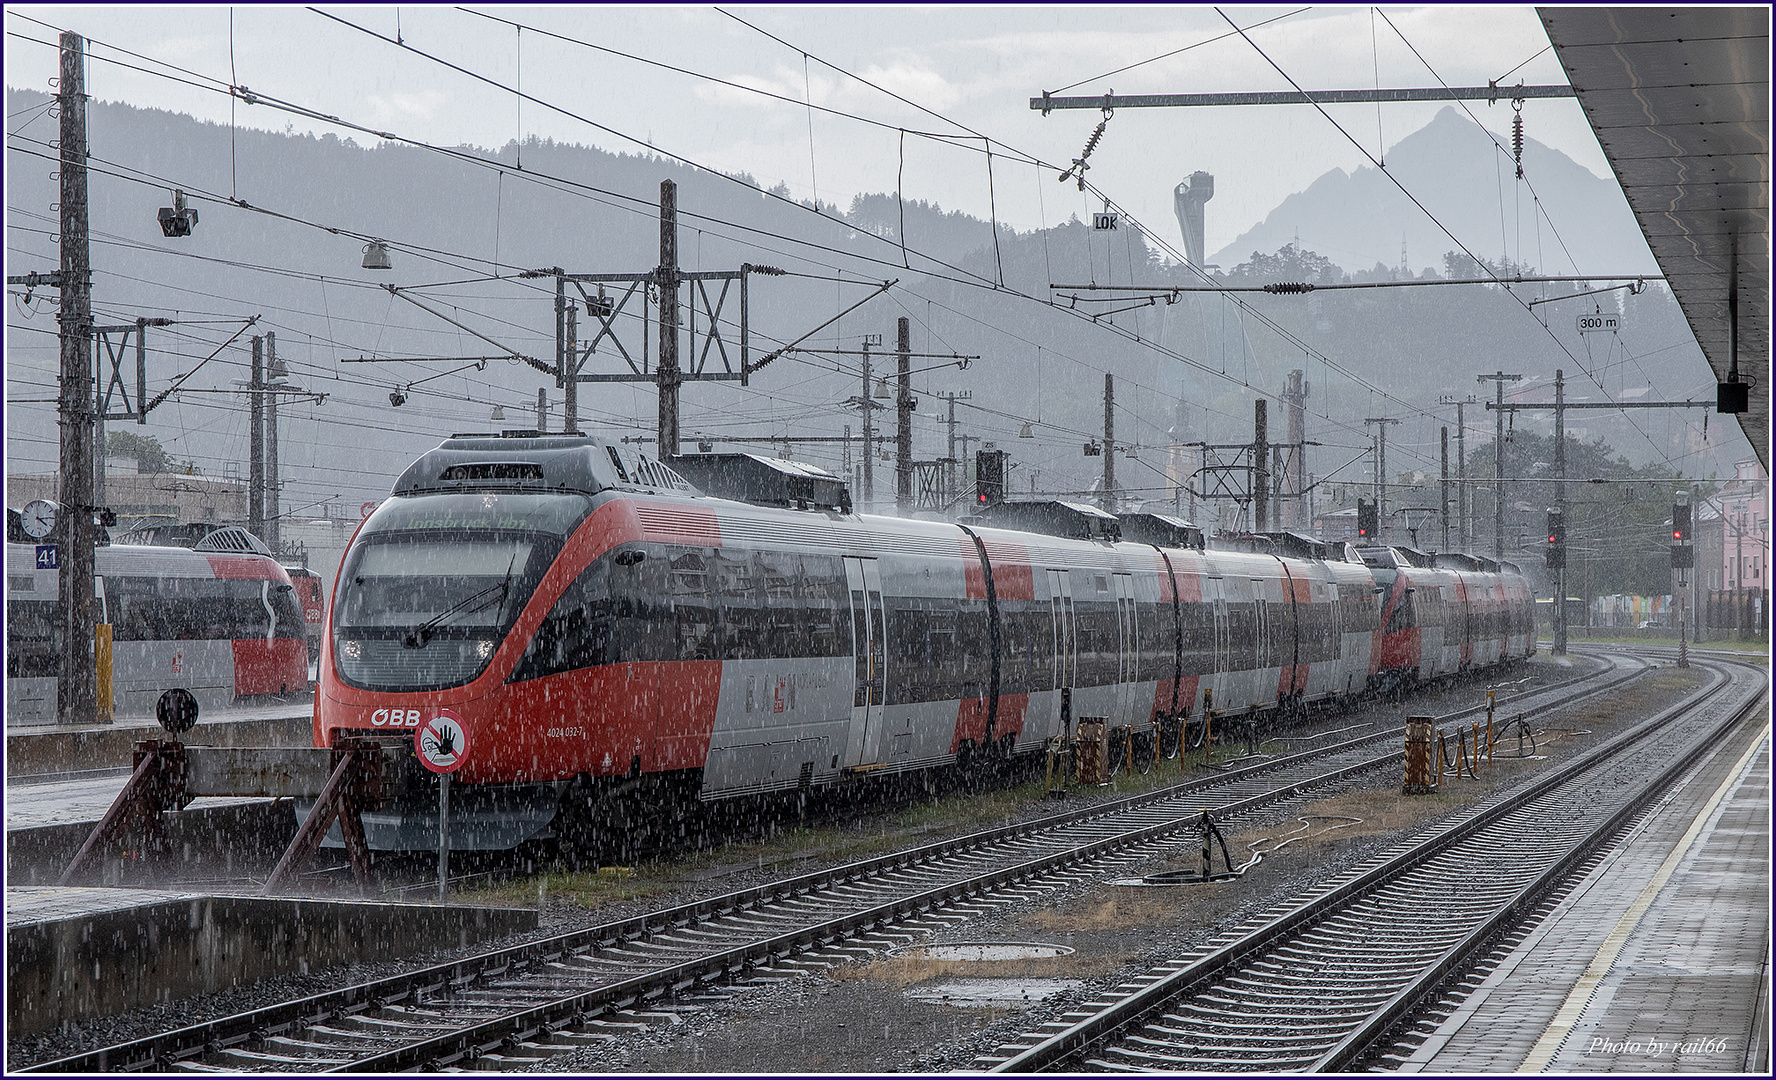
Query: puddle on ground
905,978,1086,1007
893,942,1074,961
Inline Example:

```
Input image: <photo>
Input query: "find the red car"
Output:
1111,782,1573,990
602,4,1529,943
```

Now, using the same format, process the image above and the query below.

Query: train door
841,557,887,768
1113,573,1138,725
1210,578,1229,676
1205,576,1228,710
1047,569,1076,734
1254,591,1270,671
1456,575,1474,669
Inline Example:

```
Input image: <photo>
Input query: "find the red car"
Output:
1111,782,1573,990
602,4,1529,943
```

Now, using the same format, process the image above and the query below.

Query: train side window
5,599,59,678
508,560,616,682
266,581,304,640
668,550,715,660
804,554,848,659
1384,590,1416,635
1175,598,1208,676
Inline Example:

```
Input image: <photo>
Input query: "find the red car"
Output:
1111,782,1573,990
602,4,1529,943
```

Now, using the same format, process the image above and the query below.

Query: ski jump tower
1173,172,1214,267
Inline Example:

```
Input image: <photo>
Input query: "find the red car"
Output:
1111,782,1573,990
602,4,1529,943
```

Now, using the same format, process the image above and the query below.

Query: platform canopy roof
1540,6,1770,469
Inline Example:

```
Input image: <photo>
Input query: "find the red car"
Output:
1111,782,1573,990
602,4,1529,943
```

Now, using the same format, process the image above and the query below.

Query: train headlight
339,639,361,660
476,639,495,659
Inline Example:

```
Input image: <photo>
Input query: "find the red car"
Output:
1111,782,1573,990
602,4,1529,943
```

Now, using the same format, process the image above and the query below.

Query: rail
985,655,1763,1071
26,652,1652,1073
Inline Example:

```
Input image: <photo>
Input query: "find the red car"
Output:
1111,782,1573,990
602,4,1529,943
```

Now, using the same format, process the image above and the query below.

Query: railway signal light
1672,502,1691,542
975,449,1005,506
1545,510,1565,570
1356,499,1377,540
1672,501,1693,570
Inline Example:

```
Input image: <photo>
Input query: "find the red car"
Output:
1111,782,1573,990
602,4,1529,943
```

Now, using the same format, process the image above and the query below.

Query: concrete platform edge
6,889,539,1037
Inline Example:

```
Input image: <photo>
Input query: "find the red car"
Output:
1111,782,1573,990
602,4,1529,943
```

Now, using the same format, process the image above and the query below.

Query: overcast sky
6,4,1602,260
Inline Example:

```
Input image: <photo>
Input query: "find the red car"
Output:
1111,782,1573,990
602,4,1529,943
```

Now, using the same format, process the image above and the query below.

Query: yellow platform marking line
1516,717,1772,1073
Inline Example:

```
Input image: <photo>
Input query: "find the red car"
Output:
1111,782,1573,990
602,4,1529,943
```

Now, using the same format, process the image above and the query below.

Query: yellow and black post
1404,716,1433,794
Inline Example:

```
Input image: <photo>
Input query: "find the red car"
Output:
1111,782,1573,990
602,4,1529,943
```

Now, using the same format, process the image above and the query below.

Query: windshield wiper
403,552,520,649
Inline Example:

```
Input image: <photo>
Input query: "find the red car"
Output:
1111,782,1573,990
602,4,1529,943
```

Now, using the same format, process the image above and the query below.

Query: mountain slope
1208,106,1657,276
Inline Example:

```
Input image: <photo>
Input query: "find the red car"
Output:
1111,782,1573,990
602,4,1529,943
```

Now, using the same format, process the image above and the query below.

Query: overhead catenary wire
1373,7,1677,465
10,7,1393,453
704,9,1453,463
1175,7,1684,470
273,10,1398,455
8,9,1712,481
1041,7,1310,97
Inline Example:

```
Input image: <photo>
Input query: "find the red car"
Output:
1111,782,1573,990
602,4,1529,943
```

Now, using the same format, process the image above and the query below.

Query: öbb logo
370,708,423,727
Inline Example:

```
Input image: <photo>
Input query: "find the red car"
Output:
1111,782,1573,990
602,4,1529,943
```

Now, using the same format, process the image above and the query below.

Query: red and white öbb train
313,433,1535,850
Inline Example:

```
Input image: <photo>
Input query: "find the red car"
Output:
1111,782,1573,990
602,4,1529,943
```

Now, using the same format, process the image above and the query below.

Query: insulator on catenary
1264,282,1315,294
1512,111,1524,180
1083,121,1106,157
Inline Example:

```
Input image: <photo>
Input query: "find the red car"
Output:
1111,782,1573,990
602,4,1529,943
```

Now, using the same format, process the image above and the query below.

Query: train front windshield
332,493,590,691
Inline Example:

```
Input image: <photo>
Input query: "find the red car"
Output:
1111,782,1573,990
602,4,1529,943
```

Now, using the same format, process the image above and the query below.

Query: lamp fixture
157,189,197,237
362,240,393,270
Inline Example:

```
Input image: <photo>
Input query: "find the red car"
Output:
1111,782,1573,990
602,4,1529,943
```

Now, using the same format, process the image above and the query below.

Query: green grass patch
1549,633,1768,654
460,865,674,911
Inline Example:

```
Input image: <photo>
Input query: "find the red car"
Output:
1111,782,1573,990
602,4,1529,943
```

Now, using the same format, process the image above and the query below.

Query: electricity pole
1439,394,1477,550
1282,370,1307,528
945,393,959,504
862,336,876,506
1478,371,1523,560
533,183,784,460
1253,399,1269,531
57,31,98,725
1554,368,1567,655
896,317,912,513
564,302,578,433
249,336,265,538
1363,417,1400,543
265,332,281,553
657,179,681,457
1440,426,1451,551
1102,373,1116,513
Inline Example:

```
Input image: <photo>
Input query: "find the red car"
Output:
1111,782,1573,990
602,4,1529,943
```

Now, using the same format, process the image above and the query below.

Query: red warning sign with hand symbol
416,710,471,774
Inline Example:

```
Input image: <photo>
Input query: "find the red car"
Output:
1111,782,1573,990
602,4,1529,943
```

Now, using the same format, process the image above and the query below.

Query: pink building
1712,460,1769,592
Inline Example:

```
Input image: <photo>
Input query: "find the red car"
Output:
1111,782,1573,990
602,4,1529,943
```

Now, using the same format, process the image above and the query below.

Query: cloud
366,90,447,123
851,60,964,112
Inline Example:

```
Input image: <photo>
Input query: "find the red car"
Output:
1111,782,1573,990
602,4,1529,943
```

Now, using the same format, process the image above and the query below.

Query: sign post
416,710,470,900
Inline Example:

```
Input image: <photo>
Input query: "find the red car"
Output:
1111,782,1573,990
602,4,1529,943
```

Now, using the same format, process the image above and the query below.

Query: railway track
27,651,1659,1074
981,653,1767,1072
